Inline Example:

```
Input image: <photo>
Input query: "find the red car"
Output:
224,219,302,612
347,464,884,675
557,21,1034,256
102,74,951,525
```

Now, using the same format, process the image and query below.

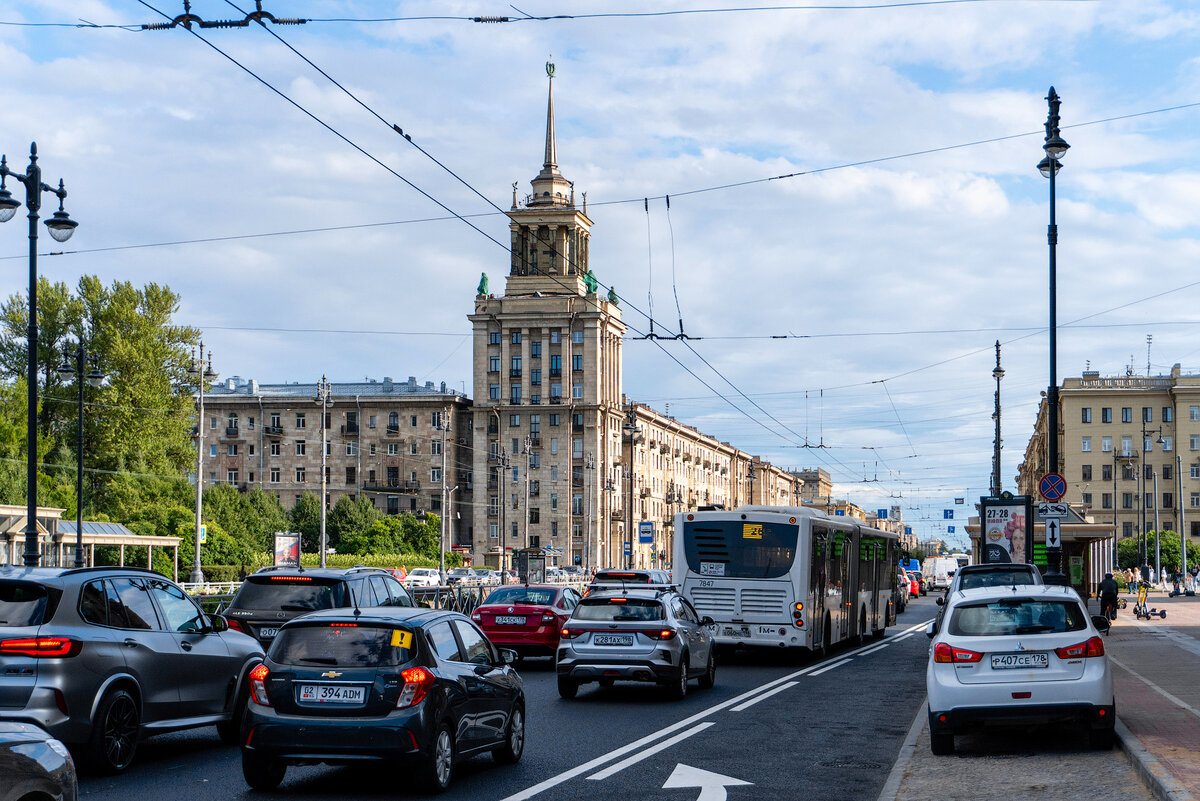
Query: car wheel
87,688,140,774
557,676,579,699
217,674,251,746
698,650,716,689
242,750,286,790
1088,726,1115,750
930,731,955,755
669,652,689,700
493,703,525,764
418,722,455,793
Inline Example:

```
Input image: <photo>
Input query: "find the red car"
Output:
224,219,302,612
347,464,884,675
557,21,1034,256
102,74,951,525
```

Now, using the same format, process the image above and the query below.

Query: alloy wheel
510,708,525,757
104,695,138,769
435,728,453,787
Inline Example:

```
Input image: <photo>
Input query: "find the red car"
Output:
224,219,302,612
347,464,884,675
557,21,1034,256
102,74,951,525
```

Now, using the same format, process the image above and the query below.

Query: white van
921,557,959,591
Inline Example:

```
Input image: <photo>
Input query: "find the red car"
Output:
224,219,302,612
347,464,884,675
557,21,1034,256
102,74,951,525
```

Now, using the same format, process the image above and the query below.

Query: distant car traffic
926,585,1114,755
584,569,673,595
906,572,920,598
0,722,76,801
223,566,413,649
241,606,524,793
445,567,475,585
473,584,582,657
911,571,928,596
0,565,263,773
404,568,442,588
556,585,715,700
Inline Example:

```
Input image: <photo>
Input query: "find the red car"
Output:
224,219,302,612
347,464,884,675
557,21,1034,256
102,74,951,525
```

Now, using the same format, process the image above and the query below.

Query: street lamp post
604,477,616,569
438,406,450,580
991,341,1004,497
521,435,532,551
1153,471,1162,584
747,463,757,505
0,144,78,567
1139,424,1162,583
584,453,595,571
57,341,103,569
188,343,216,583
1039,87,1070,585
315,375,334,568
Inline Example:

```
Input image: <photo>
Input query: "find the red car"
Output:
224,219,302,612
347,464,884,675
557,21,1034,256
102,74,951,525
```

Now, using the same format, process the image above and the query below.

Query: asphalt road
79,597,938,801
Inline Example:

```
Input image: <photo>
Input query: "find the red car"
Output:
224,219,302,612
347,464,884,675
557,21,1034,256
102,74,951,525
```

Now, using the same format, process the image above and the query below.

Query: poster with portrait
980,495,1032,564
274,532,301,567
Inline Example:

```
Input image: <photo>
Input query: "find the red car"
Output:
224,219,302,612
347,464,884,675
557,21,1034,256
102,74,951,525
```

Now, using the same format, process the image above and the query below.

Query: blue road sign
948,525,956,533
1039,473,1067,502
638,521,654,544
943,510,953,519
877,508,888,519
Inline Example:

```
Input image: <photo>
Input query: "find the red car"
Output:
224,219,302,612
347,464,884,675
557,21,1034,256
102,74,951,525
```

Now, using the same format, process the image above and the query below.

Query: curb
1117,718,1198,801
875,699,927,801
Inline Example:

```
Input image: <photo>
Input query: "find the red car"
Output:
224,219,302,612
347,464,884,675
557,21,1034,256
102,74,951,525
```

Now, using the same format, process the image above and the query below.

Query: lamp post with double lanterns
57,342,103,568
1140,424,1163,585
188,343,216,583
315,375,334,569
0,144,78,566
1039,87,1069,585
991,341,1004,497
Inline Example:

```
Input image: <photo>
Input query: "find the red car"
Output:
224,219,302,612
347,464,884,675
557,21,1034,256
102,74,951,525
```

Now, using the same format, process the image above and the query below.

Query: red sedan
473,584,582,657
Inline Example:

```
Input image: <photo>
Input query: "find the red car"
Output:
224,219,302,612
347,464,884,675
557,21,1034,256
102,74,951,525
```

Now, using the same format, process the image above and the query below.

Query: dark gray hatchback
0,566,263,774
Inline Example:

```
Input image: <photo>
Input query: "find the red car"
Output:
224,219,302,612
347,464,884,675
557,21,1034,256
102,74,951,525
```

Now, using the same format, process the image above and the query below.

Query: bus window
683,521,799,579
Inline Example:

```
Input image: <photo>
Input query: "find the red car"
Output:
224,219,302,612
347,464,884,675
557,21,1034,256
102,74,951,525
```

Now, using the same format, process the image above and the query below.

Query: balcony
610,508,623,519
342,423,359,435
640,488,651,498
510,370,522,379
549,395,562,404
223,426,241,438
549,370,562,378
659,442,669,453
683,453,693,462
385,424,401,436
674,447,681,457
530,437,542,449
263,425,284,438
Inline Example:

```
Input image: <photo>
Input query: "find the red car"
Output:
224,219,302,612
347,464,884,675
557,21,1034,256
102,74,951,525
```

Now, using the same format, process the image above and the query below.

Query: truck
921,556,960,591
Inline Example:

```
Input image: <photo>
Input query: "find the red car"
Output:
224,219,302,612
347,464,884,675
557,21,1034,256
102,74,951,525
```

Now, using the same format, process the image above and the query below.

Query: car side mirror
1090,615,1112,635
935,597,945,607
925,621,937,639
208,614,229,633
499,648,518,665
700,616,715,627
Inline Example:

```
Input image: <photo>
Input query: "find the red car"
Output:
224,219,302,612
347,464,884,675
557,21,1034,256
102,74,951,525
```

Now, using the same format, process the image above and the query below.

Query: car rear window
0,581,59,627
232,577,344,612
958,569,1039,590
574,598,663,621
949,599,1087,636
593,571,652,584
485,587,557,606
269,623,415,667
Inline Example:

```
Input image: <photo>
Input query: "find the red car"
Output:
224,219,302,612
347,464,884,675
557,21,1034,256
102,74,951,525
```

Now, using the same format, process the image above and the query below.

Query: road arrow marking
663,763,752,801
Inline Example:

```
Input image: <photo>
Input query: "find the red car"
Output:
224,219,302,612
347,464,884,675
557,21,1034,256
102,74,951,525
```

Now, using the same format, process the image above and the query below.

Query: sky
4,0,1200,547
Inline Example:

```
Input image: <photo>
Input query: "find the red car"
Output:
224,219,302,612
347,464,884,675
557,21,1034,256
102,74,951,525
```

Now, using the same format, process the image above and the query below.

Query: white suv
403,568,441,587
926,585,1114,754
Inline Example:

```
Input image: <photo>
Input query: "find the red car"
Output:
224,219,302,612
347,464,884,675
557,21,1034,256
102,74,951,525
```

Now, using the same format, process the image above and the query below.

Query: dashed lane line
809,657,854,676
586,723,716,781
731,681,801,712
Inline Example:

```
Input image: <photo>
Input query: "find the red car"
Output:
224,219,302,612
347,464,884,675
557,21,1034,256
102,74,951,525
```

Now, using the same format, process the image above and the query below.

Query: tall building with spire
469,62,627,568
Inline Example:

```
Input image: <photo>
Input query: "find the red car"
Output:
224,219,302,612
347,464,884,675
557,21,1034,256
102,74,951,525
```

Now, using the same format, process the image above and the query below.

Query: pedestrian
238,564,247,582
1099,573,1119,620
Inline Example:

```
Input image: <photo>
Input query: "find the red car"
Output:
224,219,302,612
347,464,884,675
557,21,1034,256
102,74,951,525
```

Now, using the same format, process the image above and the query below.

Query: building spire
544,60,557,172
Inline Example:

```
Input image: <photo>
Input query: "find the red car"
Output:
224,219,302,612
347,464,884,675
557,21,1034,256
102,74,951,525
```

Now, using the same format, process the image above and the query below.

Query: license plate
990,652,1049,669
593,634,634,646
298,684,366,704
723,626,751,638
495,616,526,625
258,627,279,638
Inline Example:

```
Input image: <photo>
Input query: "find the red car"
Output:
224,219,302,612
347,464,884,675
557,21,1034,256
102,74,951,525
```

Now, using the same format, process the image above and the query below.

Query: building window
490,356,500,372
346,467,356,484
209,444,217,457
572,330,583,344
1081,437,1091,452
411,470,419,483
369,443,376,456
249,444,255,456
227,469,238,483
269,469,280,483
1101,407,1112,423
512,467,519,484
529,508,540,524
347,441,357,456
550,465,558,482
530,452,540,469
1143,406,1153,423
531,341,542,358
1144,436,1154,453
511,331,522,345
511,522,519,539
210,417,217,429
572,354,583,371
1101,436,1112,453
1192,492,1200,508
1082,492,1092,506
572,383,583,400
270,442,280,456
1145,464,1154,480
270,413,281,428
1081,407,1092,423
388,443,398,456
1122,464,1135,481
1122,493,1133,509
1102,464,1112,481
572,493,583,515
573,437,583,458
1192,406,1200,422
550,330,560,344
296,413,306,428
489,523,498,539
1081,465,1092,481
511,385,522,404
1145,492,1154,509
1192,434,1200,451
551,493,558,510
511,356,522,377
550,437,558,455
296,467,306,483
1164,436,1174,452
1122,436,1134,456
551,521,559,538
368,415,376,428
295,441,306,456
489,331,501,345
1192,464,1200,479
1164,407,1174,423
411,415,418,427
1165,493,1174,509
549,355,562,376
1101,493,1112,509
1164,464,1174,480
489,384,500,400
1123,522,1133,538
508,414,520,427
432,440,442,455
550,414,560,427
1122,407,1132,424
531,368,541,385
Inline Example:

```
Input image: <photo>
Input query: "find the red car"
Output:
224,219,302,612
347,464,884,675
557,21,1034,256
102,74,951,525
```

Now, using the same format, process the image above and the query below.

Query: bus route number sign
743,524,763,540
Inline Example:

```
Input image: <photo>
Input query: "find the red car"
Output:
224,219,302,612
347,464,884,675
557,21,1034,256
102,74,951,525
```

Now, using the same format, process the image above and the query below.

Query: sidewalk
878,590,1200,801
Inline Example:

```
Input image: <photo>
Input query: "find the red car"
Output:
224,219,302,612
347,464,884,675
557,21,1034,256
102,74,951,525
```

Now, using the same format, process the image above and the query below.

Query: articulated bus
673,505,900,654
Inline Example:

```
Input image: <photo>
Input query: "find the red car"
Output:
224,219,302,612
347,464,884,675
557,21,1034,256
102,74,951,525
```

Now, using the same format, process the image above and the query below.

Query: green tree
1117,530,1193,573
291,493,321,552
327,495,380,549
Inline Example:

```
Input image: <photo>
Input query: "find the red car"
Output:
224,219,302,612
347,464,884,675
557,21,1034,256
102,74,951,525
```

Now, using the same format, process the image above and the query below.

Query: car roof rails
254,564,305,573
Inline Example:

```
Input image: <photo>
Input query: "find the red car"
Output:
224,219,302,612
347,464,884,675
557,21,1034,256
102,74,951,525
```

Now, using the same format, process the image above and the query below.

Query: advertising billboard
273,532,301,567
980,495,1032,564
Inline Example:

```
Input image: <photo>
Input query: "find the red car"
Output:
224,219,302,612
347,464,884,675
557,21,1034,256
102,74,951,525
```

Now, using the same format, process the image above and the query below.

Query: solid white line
1110,656,1200,721
731,680,799,712
875,697,928,801
859,642,891,656
586,723,716,781
809,657,854,676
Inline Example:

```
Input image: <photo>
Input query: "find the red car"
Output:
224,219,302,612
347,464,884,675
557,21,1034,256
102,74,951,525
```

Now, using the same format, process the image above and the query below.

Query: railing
263,425,284,437
342,423,359,435
224,426,240,437
385,424,401,436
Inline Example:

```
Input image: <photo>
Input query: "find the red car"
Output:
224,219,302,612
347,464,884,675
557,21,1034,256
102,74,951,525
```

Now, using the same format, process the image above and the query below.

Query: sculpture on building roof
583,269,598,295
607,285,619,306
476,272,488,297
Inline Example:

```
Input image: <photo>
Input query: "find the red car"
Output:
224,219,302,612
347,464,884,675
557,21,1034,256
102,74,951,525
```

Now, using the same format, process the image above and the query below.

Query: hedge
244,552,458,570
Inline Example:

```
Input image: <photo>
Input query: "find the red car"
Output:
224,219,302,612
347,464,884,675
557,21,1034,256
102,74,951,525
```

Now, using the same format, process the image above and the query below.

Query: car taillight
560,628,582,639
933,643,983,663
648,629,676,640
1056,636,1105,659
397,666,435,708
227,619,245,633
0,637,79,658
471,612,482,621
249,663,271,707
541,612,557,625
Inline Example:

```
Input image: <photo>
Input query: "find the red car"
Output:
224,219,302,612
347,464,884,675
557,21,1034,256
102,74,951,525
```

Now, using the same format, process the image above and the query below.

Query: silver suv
0,566,263,774
556,586,715,700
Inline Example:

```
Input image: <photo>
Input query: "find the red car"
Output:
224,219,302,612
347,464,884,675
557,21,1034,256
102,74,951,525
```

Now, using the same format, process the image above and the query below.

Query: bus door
810,527,829,647
832,531,849,641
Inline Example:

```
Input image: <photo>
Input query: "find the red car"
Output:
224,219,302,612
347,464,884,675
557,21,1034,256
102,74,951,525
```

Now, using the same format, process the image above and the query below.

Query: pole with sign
1038,473,1068,585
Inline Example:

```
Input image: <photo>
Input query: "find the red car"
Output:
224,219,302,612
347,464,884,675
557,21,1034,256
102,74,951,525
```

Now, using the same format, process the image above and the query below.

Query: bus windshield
682,520,799,579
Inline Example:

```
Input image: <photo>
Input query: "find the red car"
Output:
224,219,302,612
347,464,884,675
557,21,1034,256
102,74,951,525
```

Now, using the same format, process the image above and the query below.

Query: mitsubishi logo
321,670,342,678
1015,642,1025,652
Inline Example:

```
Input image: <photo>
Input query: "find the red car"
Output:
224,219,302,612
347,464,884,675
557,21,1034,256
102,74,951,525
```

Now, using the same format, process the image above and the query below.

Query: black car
223,566,414,649
0,566,262,773
241,607,524,793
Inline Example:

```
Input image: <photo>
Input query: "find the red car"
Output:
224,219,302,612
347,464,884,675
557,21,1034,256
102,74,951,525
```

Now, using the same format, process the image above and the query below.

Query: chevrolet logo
321,671,342,678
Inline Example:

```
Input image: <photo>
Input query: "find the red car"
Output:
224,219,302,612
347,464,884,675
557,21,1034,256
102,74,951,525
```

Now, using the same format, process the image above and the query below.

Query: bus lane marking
809,657,854,676
586,723,716,781
731,680,799,712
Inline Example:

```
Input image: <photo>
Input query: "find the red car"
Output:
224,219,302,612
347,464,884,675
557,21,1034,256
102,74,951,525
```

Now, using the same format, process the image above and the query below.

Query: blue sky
4,1,1200,546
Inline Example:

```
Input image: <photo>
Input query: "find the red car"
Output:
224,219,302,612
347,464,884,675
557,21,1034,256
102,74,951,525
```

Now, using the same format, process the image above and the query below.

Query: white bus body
674,505,900,653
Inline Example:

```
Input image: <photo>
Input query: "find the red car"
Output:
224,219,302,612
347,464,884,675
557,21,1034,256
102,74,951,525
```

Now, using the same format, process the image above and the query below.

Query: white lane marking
809,657,854,676
586,723,716,781
730,680,799,712
874,696,928,801
1110,656,1200,721
859,643,890,656
663,763,752,799
498,617,936,801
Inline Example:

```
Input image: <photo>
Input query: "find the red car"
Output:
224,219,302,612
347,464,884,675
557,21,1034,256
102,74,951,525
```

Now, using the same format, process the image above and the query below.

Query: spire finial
544,59,557,171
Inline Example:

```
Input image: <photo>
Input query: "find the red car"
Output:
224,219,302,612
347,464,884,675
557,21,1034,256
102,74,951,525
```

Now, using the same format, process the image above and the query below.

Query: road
80,597,938,801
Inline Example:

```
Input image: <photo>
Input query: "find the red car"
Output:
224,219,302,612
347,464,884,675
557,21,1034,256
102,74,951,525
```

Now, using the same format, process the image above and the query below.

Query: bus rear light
933,643,982,663
249,663,271,707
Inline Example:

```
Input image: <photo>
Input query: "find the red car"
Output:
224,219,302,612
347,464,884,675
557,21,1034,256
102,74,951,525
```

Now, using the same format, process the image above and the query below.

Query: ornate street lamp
188,344,216,583
58,342,103,568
